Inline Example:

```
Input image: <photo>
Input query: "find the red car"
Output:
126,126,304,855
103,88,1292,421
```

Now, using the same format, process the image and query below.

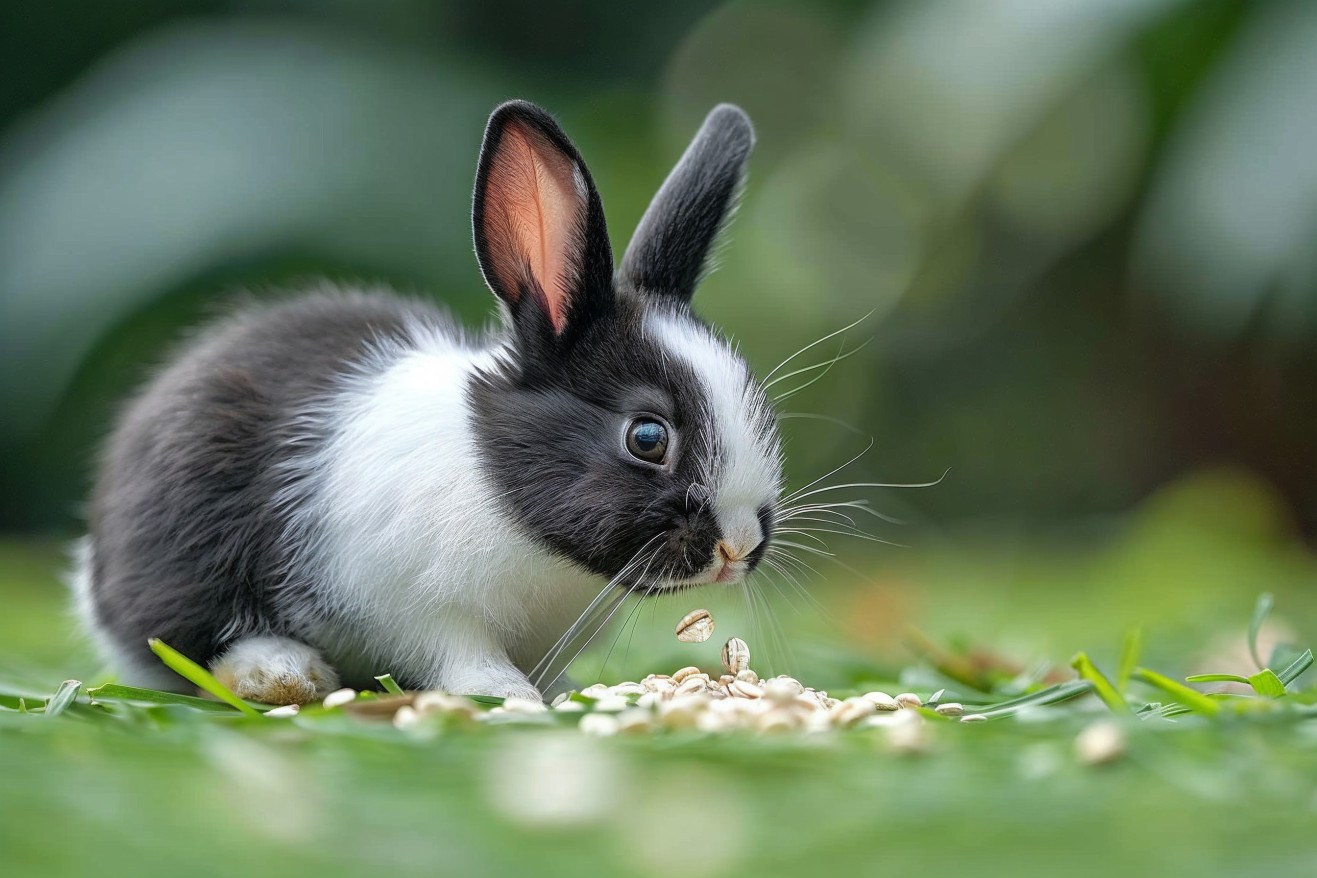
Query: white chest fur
286,331,600,690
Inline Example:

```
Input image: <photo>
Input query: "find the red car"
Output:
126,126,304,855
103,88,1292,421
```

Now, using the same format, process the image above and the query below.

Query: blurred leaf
1276,650,1314,687
1132,667,1219,715
41,680,80,717
86,683,254,713
1248,592,1274,670
0,693,28,710
905,627,993,692
1133,1,1317,340
0,22,494,435
846,0,1177,204
987,63,1148,249
1116,627,1143,693
962,680,1094,720
1185,674,1249,684
659,0,843,166
1247,669,1286,698
1071,652,1131,714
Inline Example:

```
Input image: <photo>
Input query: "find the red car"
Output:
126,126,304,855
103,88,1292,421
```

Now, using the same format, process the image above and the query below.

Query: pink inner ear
482,120,584,333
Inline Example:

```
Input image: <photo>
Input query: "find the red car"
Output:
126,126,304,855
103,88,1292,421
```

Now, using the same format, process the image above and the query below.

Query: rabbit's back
81,288,456,681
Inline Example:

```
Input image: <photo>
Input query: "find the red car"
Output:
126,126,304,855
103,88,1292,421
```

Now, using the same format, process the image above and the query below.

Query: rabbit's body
80,292,601,697
78,101,783,703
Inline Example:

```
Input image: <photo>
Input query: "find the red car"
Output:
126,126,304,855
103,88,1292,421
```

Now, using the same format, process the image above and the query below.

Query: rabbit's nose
717,508,764,562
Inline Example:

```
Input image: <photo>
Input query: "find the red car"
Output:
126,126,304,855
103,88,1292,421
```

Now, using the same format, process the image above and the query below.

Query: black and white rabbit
75,100,783,704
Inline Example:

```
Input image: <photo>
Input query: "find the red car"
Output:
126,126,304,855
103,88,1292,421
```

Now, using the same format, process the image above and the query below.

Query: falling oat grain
675,608,715,642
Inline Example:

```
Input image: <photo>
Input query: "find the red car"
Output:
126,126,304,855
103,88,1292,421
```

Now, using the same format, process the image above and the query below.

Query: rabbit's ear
473,101,613,338
619,104,755,303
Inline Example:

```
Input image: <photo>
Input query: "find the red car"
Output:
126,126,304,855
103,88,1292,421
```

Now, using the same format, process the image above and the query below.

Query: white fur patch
646,310,782,560
280,322,595,698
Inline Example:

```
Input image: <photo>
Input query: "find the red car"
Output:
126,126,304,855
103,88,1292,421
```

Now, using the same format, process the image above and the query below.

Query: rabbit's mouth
713,557,746,584
711,540,753,584
650,546,753,590
624,503,773,592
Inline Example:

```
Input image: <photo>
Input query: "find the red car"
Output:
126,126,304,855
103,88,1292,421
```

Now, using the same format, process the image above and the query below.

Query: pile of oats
315,609,987,738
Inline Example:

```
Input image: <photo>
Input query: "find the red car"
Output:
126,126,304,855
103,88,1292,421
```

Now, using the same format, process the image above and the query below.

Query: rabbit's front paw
210,635,340,705
441,663,542,702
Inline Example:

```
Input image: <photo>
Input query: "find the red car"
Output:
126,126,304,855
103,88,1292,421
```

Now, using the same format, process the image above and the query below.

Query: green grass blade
375,674,405,695
1276,649,1313,686
86,683,259,712
1248,593,1274,670
148,639,262,717
1133,667,1220,715
43,680,82,717
964,680,1093,719
1070,652,1131,714
1116,627,1142,693
1248,669,1287,697
1,692,34,710
1185,674,1250,684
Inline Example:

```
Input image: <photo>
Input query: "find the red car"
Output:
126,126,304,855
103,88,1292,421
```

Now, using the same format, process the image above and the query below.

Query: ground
2,472,1316,878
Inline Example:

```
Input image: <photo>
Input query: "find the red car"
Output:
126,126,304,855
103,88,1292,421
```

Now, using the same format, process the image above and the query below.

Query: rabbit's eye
625,418,669,464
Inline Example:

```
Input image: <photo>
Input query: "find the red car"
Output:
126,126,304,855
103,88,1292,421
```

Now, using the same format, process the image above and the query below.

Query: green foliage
1248,592,1275,670
1115,627,1142,693
41,679,80,718
1277,650,1314,686
1247,669,1286,697
1070,652,1132,714
86,683,265,713
1131,667,1221,716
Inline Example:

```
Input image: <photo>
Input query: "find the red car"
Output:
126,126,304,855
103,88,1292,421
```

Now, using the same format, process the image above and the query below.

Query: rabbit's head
470,101,781,589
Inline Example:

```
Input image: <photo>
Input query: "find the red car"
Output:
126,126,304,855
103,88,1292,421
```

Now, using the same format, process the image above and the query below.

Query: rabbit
73,100,784,705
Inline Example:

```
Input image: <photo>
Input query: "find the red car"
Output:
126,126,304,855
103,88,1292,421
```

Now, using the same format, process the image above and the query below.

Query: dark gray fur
620,104,755,301
86,290,453,677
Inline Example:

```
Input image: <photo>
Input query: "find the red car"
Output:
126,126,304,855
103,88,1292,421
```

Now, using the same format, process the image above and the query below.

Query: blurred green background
3,2,1317,875
4,0,1317,539
4,0,1316,655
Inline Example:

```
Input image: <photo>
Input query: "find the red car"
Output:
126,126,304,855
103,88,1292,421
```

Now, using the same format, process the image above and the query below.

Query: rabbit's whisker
773,539,837,558
776,411,869,436
767,541,880,584
773,528,832,549
778,500,904,526
768,338,872,402
529,533,663,690
760,310,873,385
782,525,901,547
779,439,875,504
759,554,830,622
528,585,626,690
764,547,824,589
590,545,668,683
784,471,949,505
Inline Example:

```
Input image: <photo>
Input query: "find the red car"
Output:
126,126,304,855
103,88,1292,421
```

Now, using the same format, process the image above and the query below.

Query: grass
3,473,1317,878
